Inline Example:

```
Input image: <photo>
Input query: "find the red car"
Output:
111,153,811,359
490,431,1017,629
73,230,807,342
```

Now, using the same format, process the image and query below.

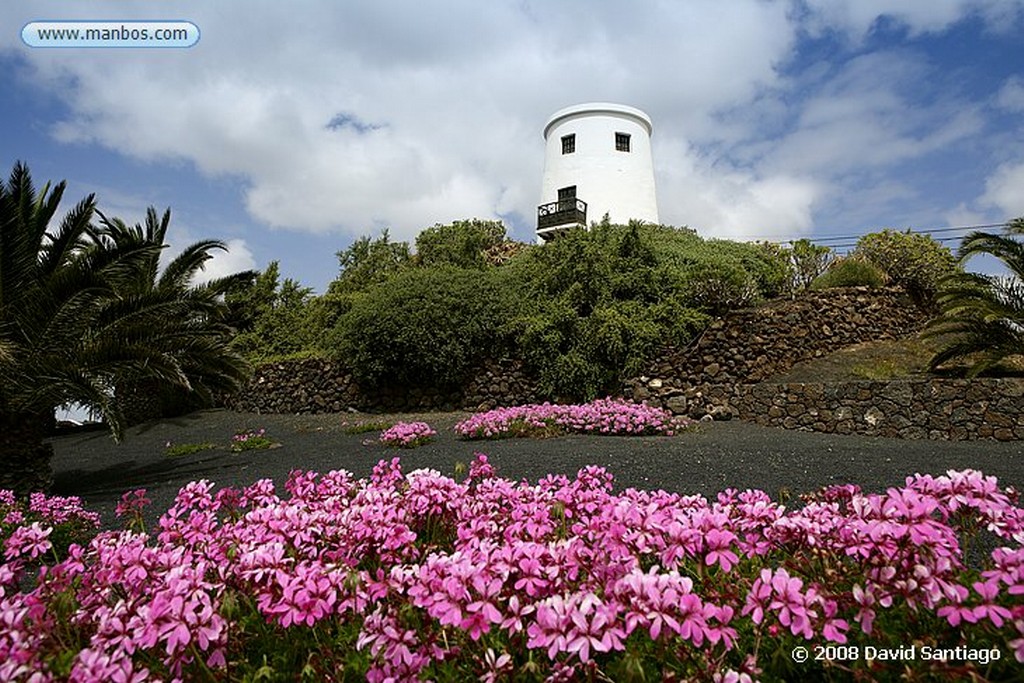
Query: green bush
854,229,958,308
341,420,394,435
415,219,506,269
164,442,217,458
228,262,331,363
811,256,887,289
708,238,792,299
787,238,835,291
328,230,412,296
327,266,511,389
238,220,797,401
514,297,683,400
647,227,791,310
679,260,760,313
502,223,713,399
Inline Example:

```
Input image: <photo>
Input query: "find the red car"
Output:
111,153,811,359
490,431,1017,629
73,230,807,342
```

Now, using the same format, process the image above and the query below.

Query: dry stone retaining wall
226,288,930,418
736,379,1024,441
220,287,1024,441
622,287,930,419
223,357,539,414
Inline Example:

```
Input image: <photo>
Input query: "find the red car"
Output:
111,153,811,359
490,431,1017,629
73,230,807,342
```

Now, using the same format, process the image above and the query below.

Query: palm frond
925,221,1024,374
158,239,228,291
37,194,97,277
958,231,1024,281
191,269,258,301
2,164,253,429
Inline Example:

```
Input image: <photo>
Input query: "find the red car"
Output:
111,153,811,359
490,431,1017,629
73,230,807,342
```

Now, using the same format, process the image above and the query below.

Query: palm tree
97,208,255,423
924,218,1024,376
0,161,251,496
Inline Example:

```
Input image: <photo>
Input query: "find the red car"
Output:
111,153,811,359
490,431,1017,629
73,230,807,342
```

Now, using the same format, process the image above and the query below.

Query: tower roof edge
543,102,653,139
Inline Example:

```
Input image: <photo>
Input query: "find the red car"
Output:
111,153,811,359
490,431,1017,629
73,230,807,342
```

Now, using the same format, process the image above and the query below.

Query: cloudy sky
3,1,1023,292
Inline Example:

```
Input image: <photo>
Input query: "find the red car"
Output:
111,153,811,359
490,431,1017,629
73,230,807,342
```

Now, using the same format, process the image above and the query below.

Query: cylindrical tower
537,102,659,242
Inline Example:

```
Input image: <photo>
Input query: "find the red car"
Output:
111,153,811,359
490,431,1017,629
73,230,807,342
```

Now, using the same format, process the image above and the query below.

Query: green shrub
230,428,277,452
228,262,332,363
708,238,792,299
253,220,795,401
503,224,711,399
342,420,394,435
648,228,791,308
164,442,217,457
679,260,760,313
787,238,835,291
811,256,887,289
328,230,412,296
415,219,506,269
327,266,511,389
854,229,958,307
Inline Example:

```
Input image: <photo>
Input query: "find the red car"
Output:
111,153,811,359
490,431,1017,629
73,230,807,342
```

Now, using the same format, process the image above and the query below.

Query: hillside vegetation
227,219,958,401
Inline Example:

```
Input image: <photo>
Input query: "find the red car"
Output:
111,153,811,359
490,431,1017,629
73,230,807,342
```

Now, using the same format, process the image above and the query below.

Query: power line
827,237,970,253
745,222,1012,252
806,223,1007,244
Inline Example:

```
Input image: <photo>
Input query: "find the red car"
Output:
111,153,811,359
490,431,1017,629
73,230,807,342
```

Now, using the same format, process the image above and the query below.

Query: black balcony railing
537,198,587,231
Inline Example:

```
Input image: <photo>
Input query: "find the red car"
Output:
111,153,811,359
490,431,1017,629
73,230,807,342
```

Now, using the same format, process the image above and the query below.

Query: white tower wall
538,102,659,242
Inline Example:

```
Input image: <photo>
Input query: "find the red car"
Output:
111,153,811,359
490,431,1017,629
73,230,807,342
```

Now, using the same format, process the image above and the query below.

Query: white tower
537,102,659,243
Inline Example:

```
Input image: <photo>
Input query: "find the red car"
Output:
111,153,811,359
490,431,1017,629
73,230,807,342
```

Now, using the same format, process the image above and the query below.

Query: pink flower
972,579,1013,627
379,422,437,448
115,489,151,520
4,522,52,561
479,648,513,683
704,528,739,572
563,593,625,662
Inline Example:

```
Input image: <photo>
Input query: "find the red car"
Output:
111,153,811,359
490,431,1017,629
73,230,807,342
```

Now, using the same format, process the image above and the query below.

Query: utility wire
826,236,972,250
750,221,1012,251
808,223,1007,244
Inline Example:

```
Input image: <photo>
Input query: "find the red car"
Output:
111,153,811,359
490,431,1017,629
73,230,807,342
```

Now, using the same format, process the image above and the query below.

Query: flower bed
379,421,437,448
230,427,278,453
1,460,1023,681
455,398,691,440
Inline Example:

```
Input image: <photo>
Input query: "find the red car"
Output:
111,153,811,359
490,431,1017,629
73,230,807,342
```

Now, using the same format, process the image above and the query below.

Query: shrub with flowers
456,397,692,439
379,421,437,448
229,427,276,452
1,461,1023,681
1,490,100,570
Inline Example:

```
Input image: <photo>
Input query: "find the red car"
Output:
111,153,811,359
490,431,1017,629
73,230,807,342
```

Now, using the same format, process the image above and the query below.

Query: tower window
561,134,575,154
615,132,631,152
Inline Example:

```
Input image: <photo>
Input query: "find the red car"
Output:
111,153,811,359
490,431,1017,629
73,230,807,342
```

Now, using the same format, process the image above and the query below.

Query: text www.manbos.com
22,21,200,48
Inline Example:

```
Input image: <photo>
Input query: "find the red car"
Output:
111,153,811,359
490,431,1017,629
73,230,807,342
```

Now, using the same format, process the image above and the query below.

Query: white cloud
981,162,1024,218
943,202,989,229
195,238,257,284
997,76,1024,112
765,50,983,176
801,0,1024,39
656,137,819,240
1,0,800,241
1,0,1018,250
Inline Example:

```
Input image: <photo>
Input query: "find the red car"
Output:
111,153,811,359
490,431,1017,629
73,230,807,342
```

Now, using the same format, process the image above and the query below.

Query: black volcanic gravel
48,409,1024,532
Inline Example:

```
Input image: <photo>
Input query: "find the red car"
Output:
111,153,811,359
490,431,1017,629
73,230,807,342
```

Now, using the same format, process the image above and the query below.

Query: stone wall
736,379,1024,441
622,287,930,419
223,356,540,414
225,287,931,418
